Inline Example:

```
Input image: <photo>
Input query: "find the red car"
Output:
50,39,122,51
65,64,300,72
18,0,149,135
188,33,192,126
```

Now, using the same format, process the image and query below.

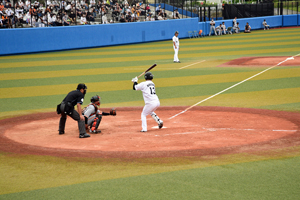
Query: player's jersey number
149,86,156,95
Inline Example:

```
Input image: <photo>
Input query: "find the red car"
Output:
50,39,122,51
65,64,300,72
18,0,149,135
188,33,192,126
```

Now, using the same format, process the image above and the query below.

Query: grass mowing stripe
0,67,255,87
1,77,299,112
201,87,300,108
256,102,300,112
2,67,300,98
1,156,300,200
2,59,297,81
1,67,300,97
1,46,299,69
1,36,299,63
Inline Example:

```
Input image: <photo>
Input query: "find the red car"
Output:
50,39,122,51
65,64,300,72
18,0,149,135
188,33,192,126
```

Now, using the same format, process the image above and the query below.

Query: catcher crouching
83,95,116,134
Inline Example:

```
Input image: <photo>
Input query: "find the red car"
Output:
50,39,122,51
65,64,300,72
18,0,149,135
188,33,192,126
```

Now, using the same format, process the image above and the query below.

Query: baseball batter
173,31,180,63
132,72,163,132
82,95,116,134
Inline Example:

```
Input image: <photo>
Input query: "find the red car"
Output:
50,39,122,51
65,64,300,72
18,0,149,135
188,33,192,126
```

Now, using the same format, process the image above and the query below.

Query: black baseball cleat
79,133,90,138
59,131,65,135
140,130,147,132
89,129,101,134
177,61,181,63
158,121,163,129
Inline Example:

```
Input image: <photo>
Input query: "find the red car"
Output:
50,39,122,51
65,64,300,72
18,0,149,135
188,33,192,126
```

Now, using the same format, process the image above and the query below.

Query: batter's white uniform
173,35,180,62
134,80,161,131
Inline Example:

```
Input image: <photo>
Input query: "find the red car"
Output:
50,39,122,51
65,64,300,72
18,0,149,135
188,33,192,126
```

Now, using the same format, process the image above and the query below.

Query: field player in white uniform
132,72,163,132
173,31,180,63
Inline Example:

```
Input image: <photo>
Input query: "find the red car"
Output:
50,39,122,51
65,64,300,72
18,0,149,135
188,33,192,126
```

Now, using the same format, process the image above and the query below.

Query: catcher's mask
144,72,153,80
91,95,101,105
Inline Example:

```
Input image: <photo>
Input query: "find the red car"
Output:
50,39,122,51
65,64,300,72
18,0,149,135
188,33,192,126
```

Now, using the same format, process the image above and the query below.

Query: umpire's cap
77,83,87,90
144,72,153,80
175,31,179,35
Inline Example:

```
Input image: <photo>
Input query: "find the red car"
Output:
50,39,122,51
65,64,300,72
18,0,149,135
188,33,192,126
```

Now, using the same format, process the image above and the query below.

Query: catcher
82,95,116,133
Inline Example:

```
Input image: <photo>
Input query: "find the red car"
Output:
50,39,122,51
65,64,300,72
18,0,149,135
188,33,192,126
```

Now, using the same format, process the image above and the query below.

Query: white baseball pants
173,47,179,62
141,101,160,131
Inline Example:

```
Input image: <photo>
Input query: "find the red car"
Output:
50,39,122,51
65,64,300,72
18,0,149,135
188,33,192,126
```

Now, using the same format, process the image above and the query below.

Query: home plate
152,126,167,129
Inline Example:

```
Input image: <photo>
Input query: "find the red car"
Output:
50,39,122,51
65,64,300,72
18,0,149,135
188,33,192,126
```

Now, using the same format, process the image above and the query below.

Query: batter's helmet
144,72,153,80
77,83,87,90
91,95,100,103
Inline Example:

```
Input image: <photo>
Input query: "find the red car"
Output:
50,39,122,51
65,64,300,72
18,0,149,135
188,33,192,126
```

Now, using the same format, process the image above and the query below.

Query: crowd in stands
0,0,183,28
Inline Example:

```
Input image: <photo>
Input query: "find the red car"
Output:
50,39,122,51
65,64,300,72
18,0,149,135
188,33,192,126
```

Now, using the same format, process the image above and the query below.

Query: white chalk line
169,54,300,120
179,60,206,69
154,127,297,137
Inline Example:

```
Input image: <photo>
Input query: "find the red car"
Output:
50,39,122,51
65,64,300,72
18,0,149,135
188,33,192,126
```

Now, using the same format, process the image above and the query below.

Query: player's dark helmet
91,95,100,103
91,95,100,105
77,83,87,90
144,72,153,80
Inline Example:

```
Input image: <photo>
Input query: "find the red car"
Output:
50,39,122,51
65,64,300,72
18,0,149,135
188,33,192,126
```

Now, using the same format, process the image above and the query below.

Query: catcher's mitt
110,108,116,116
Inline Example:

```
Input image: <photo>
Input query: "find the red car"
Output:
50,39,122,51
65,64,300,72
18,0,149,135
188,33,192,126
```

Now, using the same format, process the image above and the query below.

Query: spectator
221,22,227,35
102,13,108,24
80,13,88,24
15,10,24,27
0,13,6,28
155,4,160,14
56,14,63,26
145,4,150,13
90,0,96,8
0,3,4,12
244,22,251,33
145,13,150,21
62,12,70,26
119,14,127,22
209,18,217,36
172,9,180,19
263,19,269,30
86,9,94,22
25,0,30,11
69,10,76,24
233,22,240,33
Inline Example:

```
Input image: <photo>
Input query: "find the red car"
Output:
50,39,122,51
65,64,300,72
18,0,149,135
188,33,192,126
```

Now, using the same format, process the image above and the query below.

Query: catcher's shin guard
90,115,102,131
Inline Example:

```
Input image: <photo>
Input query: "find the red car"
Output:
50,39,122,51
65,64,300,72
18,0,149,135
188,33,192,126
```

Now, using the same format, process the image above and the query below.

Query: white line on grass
169,54,299,120
179,60,206,69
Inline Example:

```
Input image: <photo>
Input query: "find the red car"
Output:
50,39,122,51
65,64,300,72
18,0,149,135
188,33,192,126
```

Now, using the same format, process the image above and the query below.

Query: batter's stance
173,31,180,63
82,95,116,134
132,72,163,132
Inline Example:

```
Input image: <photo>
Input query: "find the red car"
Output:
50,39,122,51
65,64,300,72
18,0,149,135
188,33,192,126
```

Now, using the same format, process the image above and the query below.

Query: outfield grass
0,27,300,199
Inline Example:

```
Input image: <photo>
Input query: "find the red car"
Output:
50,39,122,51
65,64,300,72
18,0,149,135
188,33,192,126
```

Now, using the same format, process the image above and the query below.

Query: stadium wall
0,18,198,56
0,15,298,56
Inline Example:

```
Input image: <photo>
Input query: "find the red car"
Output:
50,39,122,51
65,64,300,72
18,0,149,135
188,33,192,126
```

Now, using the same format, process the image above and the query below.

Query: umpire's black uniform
58,83,90,138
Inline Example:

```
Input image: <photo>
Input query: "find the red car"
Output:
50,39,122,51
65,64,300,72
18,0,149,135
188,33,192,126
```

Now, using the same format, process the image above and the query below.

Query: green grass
0,27,300,199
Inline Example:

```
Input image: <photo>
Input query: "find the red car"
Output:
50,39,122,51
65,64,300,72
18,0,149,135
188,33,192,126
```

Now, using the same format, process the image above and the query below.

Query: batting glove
131,76,138,83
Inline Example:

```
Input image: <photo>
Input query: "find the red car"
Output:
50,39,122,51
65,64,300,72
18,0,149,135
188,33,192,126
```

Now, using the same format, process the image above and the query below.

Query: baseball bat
137,64,157,78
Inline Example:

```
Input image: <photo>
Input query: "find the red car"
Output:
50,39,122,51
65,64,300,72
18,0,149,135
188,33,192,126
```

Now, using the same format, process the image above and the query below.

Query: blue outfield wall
282,14,298,27
0,15,298,56
0,18,198,56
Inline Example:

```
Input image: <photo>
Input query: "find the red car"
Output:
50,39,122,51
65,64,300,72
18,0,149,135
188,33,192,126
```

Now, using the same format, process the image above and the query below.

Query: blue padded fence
0,15,298,56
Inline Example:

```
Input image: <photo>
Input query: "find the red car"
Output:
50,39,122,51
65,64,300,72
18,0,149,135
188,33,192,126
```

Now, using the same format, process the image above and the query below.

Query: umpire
57,83,90,138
